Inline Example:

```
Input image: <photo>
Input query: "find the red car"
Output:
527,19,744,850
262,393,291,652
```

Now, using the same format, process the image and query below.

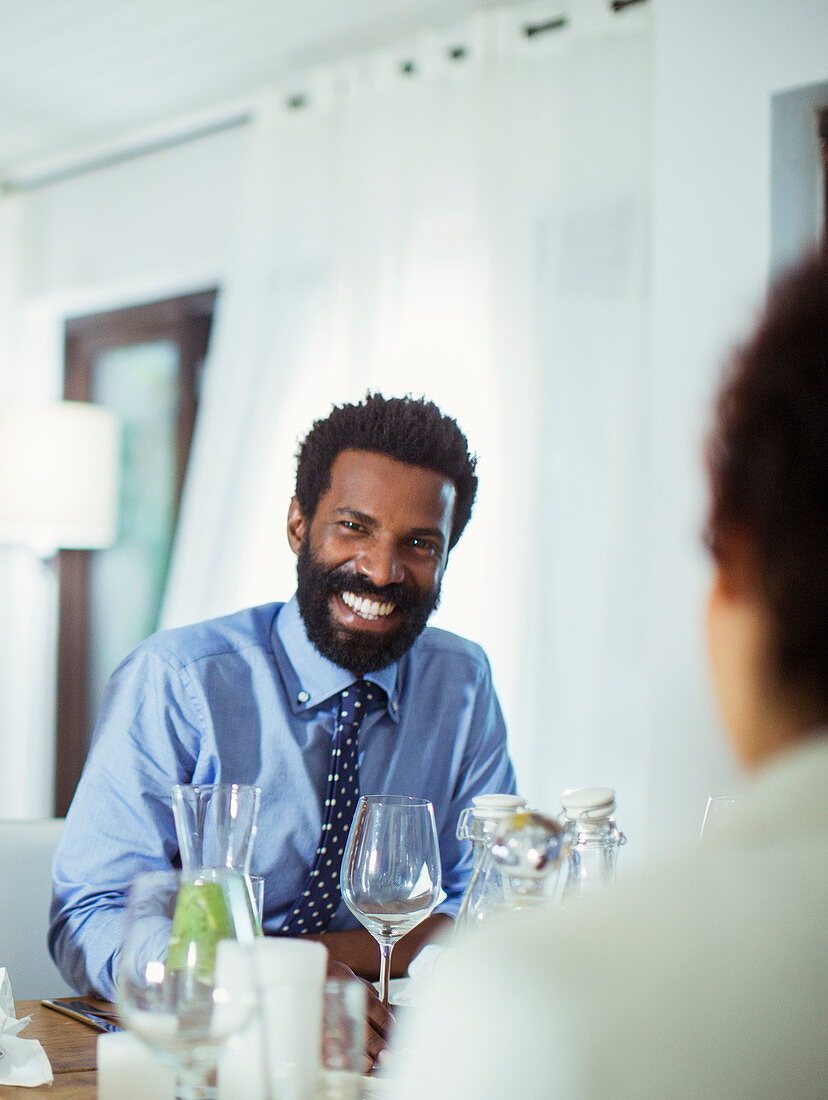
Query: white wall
0,126,248,816
17,127,248,301
646,0,828,847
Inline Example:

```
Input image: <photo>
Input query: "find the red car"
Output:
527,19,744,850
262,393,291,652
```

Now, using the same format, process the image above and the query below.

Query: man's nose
356,540,404,588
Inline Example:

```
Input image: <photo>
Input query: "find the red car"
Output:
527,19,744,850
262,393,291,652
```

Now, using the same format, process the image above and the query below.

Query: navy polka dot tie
280,680,374,935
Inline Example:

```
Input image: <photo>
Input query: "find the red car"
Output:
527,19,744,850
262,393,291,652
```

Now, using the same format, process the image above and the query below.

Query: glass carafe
559,786,626,902
455,794,526,932
172,781,263,934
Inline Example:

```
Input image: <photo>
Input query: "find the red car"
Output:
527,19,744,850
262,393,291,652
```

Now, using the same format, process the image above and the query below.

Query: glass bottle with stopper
559,786,626,902
489,809,570,912
455,793,527,932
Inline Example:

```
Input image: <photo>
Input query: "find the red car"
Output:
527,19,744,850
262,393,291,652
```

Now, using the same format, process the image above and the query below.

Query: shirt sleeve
49,647,202,1000
435,650,517,919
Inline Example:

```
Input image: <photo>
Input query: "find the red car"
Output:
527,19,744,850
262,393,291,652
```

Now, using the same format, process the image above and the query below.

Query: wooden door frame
821,106,828,254
55,290,216,816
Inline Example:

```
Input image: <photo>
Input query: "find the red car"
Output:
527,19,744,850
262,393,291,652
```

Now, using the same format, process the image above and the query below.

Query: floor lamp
0,401,120,817
0,401,120,558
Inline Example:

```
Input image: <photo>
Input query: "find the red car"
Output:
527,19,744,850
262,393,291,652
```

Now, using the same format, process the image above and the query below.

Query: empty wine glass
119,868,258,1100
340,795,441,1008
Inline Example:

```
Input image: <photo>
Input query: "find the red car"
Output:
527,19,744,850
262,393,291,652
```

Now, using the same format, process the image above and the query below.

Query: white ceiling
0,0,515,181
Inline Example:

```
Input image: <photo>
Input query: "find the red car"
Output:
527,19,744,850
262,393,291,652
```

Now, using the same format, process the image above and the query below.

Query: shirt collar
273,594,400,721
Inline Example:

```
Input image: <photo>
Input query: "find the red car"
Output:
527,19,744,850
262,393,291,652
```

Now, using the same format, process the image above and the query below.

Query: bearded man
50,393,516,1059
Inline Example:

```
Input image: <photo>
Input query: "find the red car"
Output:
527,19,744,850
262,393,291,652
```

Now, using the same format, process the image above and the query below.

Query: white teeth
340,591,396,621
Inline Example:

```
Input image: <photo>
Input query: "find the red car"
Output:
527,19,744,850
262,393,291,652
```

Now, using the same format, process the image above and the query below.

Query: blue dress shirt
50,596,516,999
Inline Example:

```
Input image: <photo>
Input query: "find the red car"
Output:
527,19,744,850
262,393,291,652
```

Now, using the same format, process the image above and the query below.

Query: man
391,256,828,1097
50,394,516,1032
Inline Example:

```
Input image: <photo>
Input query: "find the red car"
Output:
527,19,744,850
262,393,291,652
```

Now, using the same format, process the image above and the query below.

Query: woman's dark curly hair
704,250,828,708
295,393,478,550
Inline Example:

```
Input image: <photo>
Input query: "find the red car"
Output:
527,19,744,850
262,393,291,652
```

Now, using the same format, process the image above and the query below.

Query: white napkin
0,968,54,1087
387,944,447,1007
375,944,450,1078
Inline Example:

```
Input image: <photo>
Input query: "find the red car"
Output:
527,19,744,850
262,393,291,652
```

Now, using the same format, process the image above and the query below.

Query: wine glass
340,795,441,1008
119,868,258,1100
700,794,739,842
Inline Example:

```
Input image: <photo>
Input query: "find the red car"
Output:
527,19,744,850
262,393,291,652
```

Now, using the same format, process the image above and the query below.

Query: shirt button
297,690,310,704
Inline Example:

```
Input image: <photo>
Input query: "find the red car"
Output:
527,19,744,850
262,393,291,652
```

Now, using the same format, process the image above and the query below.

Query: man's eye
340,521,364,533
411,538,437,553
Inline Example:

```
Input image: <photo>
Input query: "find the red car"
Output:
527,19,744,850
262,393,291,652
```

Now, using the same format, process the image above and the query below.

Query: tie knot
340,679,380,709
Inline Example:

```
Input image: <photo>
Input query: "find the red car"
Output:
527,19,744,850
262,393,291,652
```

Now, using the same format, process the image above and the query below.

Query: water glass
320,976,367,1100
218,938,327,1100
247,874,265,925
700,794,739,841
119,869,257,1100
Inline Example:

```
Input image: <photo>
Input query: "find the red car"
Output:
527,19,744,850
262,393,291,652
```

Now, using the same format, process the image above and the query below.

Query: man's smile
333,590,401,632
339,591,397,621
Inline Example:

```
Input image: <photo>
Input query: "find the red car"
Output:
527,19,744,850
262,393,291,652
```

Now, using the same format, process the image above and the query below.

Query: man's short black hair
295,393,478,549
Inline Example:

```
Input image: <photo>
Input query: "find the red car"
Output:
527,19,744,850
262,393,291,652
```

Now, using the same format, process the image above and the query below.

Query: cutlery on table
41,998,123,1033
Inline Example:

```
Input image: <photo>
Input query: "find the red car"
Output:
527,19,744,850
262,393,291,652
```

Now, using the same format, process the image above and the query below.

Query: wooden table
0,998,110,1098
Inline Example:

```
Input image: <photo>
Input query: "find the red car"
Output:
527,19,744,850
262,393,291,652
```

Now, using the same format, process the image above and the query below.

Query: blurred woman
392,252,828,1098
704,250,828,770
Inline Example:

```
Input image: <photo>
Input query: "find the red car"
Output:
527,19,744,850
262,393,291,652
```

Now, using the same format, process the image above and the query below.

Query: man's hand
326,959,394,1073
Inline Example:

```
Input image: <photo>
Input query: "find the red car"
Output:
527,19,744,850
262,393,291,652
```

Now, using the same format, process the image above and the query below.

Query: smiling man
291,448,453,680
50,394,516,1046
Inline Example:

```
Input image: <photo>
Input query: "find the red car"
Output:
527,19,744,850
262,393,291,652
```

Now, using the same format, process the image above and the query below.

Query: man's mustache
320,565,421,612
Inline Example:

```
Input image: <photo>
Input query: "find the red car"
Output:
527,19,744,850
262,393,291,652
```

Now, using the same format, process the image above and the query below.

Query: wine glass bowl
119,869,257,1100
340,795,441,1006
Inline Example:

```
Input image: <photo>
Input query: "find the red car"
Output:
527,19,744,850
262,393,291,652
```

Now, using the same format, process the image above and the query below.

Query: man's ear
287,498,307,556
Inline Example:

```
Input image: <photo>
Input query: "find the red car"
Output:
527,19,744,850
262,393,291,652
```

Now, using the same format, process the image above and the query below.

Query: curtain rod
524,17,568,37
1,112,252,197
2,0,649,191
525,0,647,36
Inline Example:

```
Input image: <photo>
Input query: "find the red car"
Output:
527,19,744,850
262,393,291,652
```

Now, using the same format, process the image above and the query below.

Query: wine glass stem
377,940,394,1008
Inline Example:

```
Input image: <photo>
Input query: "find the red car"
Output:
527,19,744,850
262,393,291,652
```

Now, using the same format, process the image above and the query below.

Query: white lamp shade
0,401,120,554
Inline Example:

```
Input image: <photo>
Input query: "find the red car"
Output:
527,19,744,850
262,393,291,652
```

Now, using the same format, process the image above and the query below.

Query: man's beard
296,540,441,677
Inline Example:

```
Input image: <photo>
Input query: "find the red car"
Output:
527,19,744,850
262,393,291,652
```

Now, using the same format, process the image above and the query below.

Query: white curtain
164,0,653,847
